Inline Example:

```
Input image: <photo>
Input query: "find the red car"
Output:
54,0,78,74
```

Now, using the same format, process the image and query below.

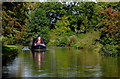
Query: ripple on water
38,70,44,72
38,73,48,77
58,70,81,77
85,65,102,71
86,72,103,77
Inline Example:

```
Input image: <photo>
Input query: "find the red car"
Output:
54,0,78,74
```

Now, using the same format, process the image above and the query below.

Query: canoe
33,43,46,49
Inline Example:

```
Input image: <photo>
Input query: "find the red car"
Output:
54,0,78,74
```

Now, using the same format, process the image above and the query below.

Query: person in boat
35,36,45,45
35,34,39,41
41,37,45,44
34,34,45,45
31,34,46,49
30,38,33,45
32,34,39,48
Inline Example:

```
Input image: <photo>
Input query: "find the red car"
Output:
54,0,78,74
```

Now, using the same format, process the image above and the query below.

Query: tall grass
74,30,101,49
48,29,102,53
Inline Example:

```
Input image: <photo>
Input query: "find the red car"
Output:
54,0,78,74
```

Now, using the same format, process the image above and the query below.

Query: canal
2,47,120,77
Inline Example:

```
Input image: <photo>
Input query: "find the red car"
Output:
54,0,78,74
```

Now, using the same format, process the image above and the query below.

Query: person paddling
37,36,44,44
32,34,39,47
31,34,46,49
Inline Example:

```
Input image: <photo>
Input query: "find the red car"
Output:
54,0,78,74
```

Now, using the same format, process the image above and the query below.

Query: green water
2,47,120,77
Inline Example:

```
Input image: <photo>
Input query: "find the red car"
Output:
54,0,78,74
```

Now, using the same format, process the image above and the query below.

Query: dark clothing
32,36,38,47
42,37,45,44
34,36,38,42
32,36,45,48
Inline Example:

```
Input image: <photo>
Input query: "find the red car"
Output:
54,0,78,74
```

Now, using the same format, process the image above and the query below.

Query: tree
27,8,50,44
65,2,98,33
2,2,29,45
97,7,120,45
36,2,66,29
52,15,70,36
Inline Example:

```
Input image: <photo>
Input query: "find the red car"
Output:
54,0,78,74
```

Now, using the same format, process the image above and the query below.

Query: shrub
68,35,78,46
2,36,8,45
2,35,15,45
100,44,119,56
55,36,68,47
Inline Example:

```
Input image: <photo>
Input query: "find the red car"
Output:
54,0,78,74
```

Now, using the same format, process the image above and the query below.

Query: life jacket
37,37,41,44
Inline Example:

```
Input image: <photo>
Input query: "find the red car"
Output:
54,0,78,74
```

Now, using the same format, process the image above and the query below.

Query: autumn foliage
97,7,120,45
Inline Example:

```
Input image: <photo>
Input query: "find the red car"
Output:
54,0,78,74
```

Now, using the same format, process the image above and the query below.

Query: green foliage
68,35,78,46
55,36,68,47
52,16,70,36
74,30,100,49
98,2,120,11
2,2,120,56
2,2,30,45
27,8,50,44
100,44,119,56
2,36,9,45
2,35,16,45
37,2,65,29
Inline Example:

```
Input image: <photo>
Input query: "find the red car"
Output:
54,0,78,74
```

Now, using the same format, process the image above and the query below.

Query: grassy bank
2,45,22,58
48,29,119,56
48,30,102,53
2,45,23,65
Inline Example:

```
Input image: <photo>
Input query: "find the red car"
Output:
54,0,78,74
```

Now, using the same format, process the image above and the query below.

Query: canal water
2,47,120,77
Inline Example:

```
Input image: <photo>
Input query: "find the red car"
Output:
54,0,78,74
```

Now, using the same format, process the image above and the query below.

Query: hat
36,34,38,36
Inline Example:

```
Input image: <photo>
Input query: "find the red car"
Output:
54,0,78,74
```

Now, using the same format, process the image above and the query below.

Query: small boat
33,43,46,49
30,36,46,50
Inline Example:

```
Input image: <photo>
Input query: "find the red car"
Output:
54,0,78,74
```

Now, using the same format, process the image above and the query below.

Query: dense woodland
2,2,120,56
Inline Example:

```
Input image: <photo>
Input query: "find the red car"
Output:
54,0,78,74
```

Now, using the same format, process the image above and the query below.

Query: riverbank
2,45,22,53
48,30,102,53
2,45,23,56
2,45,23,65
48,29,120,56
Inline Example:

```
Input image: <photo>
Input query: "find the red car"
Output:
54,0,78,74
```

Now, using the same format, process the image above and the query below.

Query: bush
100,44,119,56
2,36,8,45
74,42,83,49
48,32,77,47
68,35,78,46
2,35,15,45
55,36,68,47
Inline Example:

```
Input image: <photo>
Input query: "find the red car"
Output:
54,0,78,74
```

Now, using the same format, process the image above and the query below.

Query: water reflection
2,47,120,77
100,57,120,77
31,50,46,72
54,48,103,77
